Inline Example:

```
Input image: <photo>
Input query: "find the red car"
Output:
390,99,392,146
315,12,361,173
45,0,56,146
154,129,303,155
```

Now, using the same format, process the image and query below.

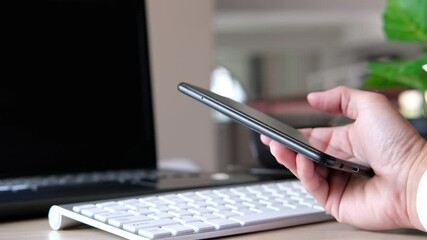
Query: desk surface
0,218,425,240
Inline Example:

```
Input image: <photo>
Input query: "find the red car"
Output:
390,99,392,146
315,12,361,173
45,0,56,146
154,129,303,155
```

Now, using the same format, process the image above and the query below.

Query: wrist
417,169,427,231
407,140,427,231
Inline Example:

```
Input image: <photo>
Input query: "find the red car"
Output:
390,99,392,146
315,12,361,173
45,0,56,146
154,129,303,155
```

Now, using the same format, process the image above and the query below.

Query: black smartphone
178,82,374,177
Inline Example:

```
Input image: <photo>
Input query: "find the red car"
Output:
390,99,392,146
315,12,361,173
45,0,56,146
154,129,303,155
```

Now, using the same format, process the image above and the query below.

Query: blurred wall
147,0,218,171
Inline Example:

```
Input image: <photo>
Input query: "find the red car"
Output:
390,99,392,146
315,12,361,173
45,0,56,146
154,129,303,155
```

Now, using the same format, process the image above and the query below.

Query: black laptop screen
0,0,157,177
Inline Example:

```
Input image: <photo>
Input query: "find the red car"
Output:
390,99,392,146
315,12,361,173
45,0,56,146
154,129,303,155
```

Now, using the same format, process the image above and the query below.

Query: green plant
363,0,427,116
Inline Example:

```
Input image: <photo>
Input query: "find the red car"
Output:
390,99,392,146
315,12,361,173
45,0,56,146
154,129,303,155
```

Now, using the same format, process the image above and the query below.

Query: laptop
1,0,290,220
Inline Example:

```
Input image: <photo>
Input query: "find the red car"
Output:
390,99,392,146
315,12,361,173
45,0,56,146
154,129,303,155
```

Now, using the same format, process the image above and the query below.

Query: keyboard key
212,210,239,218
108,215,153,227
81,207,109,217
118,199,140,205
94,211,134,222
162,224,194,236
168,210,193,217
169,203,193,210
149,206,175,213
123,219,178,233
160,196,187,205
204,218,240,229
128,208,153,215
230,207,316,226
96,201,119,208
184,221,215,233
128,202,152,208
231,208,258,215
194,213,220,221
147,212,174,219
173,215,200,223
138,227,172,239
72,204,96,213
188,208,213,215
104,205,130,212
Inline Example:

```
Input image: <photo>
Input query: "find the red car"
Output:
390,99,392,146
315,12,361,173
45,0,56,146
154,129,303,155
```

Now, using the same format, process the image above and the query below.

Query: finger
314,163,330,179
325,170,352,217
269,140,298,176
307,86,369,120
295,154,329,206
260,134,271,145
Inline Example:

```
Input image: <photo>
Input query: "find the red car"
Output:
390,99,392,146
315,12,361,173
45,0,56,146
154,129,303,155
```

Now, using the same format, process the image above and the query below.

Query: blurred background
148,0,424,174
215,0,419,98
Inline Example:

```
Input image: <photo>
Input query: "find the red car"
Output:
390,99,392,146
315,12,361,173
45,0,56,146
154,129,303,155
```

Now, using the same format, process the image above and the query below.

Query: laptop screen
1,0,157,178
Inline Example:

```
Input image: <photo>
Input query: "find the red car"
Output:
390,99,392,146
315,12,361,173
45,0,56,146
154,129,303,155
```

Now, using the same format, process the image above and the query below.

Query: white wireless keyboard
49,179,333,239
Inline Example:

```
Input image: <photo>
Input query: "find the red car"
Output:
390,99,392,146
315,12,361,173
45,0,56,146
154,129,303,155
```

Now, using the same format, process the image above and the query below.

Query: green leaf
383,0,427,42
363,74,411,88
364,55,427,91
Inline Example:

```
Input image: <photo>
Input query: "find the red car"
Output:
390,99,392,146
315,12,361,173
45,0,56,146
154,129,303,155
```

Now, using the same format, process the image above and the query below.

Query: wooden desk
1,218,425,240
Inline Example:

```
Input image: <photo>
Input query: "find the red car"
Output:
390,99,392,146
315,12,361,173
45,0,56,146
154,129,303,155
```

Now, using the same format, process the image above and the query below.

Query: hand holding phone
178,82,374,177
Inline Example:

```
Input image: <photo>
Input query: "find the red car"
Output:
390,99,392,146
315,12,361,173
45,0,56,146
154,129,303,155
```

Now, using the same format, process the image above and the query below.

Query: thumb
307,86,378,120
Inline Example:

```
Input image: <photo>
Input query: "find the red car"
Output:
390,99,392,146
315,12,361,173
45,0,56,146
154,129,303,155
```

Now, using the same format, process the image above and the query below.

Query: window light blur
210,66,247,122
